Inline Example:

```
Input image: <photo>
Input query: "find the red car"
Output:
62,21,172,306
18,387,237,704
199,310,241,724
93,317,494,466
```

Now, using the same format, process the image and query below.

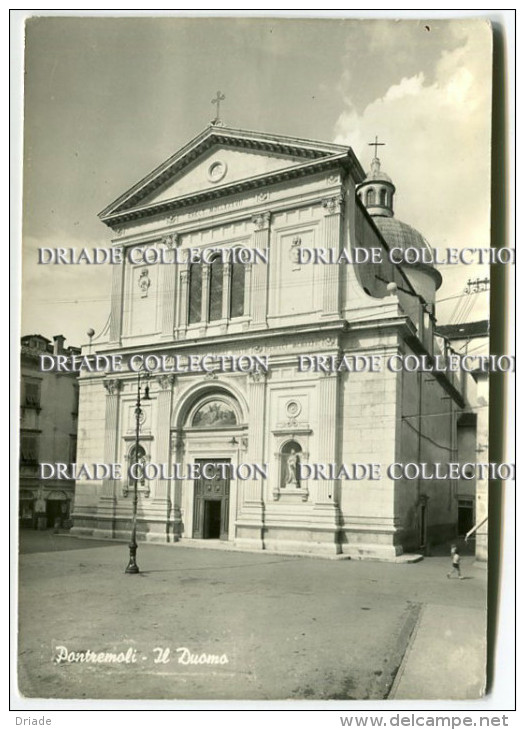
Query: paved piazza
18,531,486,701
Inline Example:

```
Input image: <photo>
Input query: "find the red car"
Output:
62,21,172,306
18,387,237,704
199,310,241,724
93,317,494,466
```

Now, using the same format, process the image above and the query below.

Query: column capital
103,378,123,395
322,368,339,378
322,195,345,216
163,233,180,249
156,374,177,390
252,211,271,231
248,370,268,384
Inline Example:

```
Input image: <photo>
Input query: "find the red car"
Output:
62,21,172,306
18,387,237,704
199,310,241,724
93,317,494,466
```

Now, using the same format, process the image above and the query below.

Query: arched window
380,188,387,206
366,189,375,207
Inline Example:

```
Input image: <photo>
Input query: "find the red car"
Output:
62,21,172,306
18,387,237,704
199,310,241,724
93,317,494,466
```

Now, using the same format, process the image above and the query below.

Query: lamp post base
125,543,139,574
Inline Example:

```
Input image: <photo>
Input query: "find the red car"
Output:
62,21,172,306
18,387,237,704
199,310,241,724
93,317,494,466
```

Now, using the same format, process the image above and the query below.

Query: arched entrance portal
173,386,247,542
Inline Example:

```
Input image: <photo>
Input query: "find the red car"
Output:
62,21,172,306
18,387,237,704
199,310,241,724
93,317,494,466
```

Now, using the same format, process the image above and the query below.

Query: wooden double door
193,459,230,540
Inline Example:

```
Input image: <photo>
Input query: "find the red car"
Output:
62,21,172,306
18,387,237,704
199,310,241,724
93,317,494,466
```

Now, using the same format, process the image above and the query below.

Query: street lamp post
125,371,150,574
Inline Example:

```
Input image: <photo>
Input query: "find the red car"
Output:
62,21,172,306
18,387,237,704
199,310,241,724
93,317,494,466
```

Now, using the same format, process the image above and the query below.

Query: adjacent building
71,124,482,559
20,334,80,528
435,320,490,561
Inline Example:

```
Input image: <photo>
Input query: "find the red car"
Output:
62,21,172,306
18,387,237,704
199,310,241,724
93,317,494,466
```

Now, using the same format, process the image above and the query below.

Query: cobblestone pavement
17,530,486,701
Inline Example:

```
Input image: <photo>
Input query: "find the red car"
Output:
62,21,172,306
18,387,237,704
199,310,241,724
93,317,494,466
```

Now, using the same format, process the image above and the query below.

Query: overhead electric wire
401,418,455,453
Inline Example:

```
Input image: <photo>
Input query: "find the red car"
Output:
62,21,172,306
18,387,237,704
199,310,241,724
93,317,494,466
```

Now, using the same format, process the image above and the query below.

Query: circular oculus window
286,400,302,418
207,160,227,183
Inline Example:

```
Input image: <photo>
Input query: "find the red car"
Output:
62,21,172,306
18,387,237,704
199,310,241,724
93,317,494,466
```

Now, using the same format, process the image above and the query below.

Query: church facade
71,124,476,559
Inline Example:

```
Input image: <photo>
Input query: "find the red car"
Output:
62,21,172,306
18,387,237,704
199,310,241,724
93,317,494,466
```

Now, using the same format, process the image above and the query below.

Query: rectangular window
20,433,39,465
24,381,41,408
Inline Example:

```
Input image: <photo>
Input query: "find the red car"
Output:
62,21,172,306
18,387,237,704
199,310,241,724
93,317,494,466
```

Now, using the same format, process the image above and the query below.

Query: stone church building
71,123,476,559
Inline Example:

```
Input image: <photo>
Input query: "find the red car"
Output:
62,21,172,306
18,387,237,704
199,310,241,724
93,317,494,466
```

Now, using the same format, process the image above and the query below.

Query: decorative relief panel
192,400,237,428
289,236,302,270
326,173,340,185
138,269,151,298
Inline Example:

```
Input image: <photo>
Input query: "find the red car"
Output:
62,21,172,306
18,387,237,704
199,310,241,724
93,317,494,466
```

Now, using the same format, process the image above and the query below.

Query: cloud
333,20,493,323
383,73,424,101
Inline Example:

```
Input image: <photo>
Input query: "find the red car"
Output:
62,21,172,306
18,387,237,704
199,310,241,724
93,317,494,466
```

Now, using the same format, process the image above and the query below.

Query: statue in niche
286,449,300,487
280,440,302,490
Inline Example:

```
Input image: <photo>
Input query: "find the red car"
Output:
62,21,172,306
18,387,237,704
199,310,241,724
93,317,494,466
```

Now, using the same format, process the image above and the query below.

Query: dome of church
374,215,442,289
356,146,442,297
373,216,430,256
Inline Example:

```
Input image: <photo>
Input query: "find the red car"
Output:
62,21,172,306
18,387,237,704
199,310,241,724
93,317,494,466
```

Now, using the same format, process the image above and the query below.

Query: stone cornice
100,153,362,229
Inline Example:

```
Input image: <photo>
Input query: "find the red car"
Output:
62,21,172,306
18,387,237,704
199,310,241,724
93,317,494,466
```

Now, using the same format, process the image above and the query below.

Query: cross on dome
368,135,385,160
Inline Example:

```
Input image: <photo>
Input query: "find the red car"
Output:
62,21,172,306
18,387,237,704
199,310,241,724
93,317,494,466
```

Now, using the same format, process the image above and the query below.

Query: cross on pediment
211,91,226,125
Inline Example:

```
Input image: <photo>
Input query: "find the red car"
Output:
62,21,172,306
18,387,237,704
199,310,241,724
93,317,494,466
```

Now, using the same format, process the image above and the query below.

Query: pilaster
145,374,177,542
153,374,176,503
250,212,271,327
235,370,267,550
243,263,253,319
313,371,340,521
94,379,123,537
200,263,211,328
222,261,232,319
178,267,189,337
100,379,123,498
321,195,344,317
160,234,178,339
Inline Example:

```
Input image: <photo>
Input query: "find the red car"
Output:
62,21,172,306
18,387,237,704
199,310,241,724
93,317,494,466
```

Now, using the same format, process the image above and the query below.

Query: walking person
447,545,464,579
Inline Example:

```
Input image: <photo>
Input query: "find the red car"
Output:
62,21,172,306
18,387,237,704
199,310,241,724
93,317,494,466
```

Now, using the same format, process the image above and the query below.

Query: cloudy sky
18,14,494,347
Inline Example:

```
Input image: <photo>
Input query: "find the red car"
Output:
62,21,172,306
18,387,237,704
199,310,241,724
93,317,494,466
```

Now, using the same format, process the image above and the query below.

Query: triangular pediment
140,146,312,207
99,125,356,224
